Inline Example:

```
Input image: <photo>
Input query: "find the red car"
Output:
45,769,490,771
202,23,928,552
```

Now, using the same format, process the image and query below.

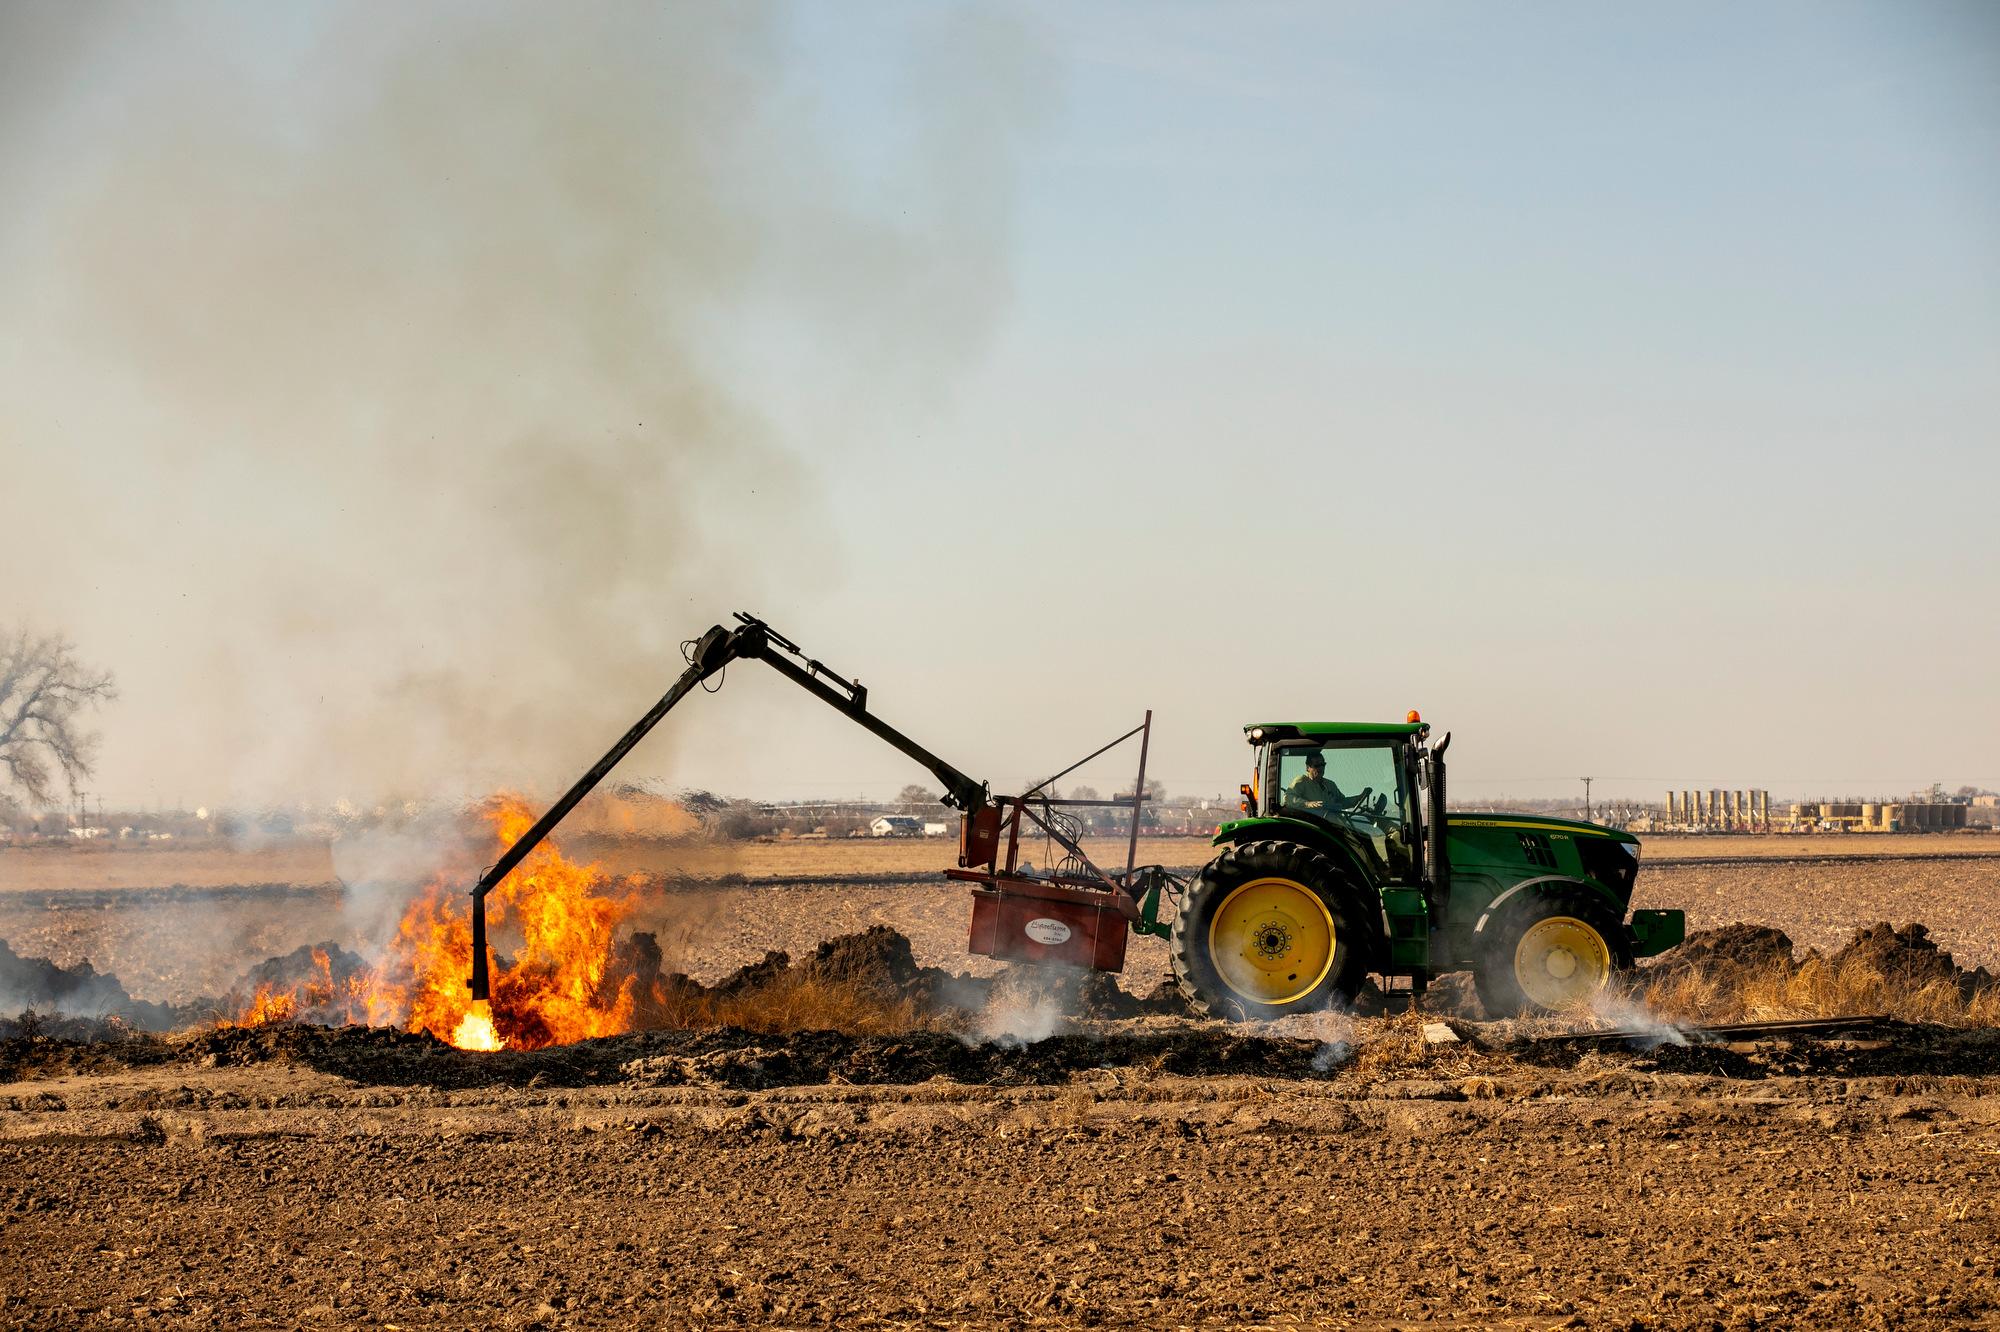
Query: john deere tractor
1171,719,1684,1019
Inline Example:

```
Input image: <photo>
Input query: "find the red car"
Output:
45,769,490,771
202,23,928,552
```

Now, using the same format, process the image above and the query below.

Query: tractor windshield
1272,742,1414,878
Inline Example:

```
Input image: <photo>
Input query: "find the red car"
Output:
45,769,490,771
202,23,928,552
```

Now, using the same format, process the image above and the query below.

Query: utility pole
1581,776,1594,821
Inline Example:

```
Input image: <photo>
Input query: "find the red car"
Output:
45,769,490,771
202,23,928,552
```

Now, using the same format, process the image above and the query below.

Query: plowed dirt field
4,836,1999,1328
6,1021,2000,1329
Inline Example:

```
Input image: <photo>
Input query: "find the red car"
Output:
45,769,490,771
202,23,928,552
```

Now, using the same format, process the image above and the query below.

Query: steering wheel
1339,791,1396,833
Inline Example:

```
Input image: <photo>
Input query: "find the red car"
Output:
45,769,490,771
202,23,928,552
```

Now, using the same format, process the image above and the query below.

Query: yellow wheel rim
1513,916,1612,1009
1207,877,1335,1006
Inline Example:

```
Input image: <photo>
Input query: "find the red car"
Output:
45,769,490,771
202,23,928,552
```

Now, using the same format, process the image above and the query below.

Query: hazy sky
3,1,1995,810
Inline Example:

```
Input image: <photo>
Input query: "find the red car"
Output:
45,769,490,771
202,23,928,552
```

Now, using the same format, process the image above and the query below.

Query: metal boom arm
467,614,986,1002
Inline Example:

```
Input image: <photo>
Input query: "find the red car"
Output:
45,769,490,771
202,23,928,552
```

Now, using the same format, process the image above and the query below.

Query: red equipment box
967,878,1129,973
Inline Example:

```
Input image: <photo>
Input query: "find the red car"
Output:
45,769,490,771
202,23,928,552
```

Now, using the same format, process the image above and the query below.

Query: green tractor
1170,719,1684,1019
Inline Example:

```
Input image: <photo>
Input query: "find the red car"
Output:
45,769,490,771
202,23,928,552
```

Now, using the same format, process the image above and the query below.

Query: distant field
584,834,1214,882
4,829,1994,894
1631,831,1997,861
0,835,1200,892
0,843,339,892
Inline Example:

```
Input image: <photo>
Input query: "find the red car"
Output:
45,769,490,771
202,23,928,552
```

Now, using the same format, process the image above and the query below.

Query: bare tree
0,628,117,811
896,783,938,810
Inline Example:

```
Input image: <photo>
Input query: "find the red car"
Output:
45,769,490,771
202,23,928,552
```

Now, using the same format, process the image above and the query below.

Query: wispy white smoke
0,2,1051,805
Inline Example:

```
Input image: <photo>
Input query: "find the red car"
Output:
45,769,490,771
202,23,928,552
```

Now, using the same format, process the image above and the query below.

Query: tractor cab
1251,725,1423,882
1232,720,1440,895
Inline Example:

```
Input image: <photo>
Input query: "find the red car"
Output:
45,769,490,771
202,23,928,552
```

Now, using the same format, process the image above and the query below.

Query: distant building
869,815,922,837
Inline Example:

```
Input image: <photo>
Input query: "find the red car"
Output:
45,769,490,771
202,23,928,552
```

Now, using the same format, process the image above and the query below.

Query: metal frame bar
970,710,1155,917
1125,710,1152,885
1018,721,1149,801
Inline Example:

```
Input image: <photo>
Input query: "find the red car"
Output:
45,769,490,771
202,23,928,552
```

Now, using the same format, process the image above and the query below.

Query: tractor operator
1286,751,1370,817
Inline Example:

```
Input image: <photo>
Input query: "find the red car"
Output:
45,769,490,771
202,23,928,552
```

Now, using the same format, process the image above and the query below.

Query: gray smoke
0,2,1050,804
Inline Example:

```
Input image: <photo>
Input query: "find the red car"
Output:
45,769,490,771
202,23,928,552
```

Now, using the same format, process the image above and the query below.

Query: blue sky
2,2,1993,807
764,2,1999,800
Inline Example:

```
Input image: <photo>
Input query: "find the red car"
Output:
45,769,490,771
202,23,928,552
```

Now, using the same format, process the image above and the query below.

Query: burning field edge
7,913,2000,1094
4,802,1998,1093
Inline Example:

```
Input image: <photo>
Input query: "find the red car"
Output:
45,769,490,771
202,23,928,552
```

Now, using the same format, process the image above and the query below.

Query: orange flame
225,797,647,1052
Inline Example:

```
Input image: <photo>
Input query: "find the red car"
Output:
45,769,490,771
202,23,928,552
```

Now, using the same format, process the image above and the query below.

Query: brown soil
0,843,339,892
1632,854,2000,969
9,850,2000,1328
4,1018,1999,1328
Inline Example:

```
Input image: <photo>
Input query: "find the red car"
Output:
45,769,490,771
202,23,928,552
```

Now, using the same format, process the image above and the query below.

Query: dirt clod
797,924,921,994
1654,922,1798,976
1831,921,1996,997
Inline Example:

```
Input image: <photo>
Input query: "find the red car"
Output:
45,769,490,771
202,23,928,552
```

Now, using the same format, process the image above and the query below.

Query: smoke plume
0,2,1049,805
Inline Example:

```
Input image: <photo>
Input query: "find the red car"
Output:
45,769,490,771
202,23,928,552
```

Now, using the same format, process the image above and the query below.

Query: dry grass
1636,957,2000,1028
1348,1010,1472,1073
1348,1010,1418,1069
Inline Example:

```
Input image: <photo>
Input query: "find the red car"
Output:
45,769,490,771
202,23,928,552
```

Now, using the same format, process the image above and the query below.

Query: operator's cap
1304,750,1326,768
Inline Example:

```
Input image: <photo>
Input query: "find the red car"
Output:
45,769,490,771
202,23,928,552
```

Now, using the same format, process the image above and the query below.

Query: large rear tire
1171,840,1376,1021
1473,885,1632,1017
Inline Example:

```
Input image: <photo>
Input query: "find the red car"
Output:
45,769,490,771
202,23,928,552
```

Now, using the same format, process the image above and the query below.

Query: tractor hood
1446,813,1637,844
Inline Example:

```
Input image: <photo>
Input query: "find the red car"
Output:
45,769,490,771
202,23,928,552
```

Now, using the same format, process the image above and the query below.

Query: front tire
1473,886,1632,1017
1171,840,1376,1021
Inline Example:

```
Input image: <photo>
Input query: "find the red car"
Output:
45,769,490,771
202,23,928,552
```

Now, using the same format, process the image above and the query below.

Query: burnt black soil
13,1012,2000,1091
0,939,179,1030
0,1021,1342,1090
1514,1020,2000,1080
